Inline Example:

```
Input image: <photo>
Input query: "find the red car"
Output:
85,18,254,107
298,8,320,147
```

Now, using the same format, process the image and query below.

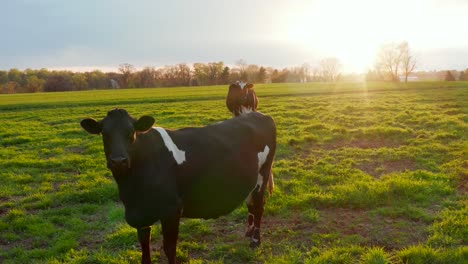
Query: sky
1,0,467,73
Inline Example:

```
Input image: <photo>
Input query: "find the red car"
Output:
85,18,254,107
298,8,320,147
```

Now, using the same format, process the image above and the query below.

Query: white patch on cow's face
153,127,186,165
237,81,247,90
239,106,253,115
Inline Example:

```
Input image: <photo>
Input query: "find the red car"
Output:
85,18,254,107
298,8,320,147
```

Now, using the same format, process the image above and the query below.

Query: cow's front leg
137,226,152,264
161,213,181,264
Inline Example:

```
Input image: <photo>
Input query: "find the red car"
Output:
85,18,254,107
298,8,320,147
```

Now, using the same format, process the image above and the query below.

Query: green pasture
0,82,467,263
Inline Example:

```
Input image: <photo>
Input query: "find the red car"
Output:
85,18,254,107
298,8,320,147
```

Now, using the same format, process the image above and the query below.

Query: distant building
110,79,120,89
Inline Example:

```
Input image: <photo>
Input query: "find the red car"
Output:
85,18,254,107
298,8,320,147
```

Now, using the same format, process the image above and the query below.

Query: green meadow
0,82,466,263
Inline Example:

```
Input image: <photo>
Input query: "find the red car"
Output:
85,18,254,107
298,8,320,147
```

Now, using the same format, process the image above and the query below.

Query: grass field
0,82,467,263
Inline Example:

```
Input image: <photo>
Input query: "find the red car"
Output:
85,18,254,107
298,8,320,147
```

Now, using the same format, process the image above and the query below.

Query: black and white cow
80,109,276,264
226,81,258,117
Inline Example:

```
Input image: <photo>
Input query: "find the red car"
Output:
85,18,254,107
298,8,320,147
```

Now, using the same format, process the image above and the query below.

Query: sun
280,0,425,73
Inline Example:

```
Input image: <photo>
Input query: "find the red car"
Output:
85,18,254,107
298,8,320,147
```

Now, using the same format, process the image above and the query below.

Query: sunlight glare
282,0,432,72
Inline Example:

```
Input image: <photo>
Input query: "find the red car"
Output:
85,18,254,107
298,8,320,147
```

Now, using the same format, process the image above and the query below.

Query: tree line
0,60,342,94
1,43,466,94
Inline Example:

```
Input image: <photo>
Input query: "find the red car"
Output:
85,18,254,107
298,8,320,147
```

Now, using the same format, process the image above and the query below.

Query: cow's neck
110,130,183,226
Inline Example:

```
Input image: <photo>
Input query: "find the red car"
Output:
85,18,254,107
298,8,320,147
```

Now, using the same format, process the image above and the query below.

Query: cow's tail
267,171,274,195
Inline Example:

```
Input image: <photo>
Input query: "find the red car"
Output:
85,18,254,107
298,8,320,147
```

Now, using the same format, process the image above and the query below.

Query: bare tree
235,59,248,81
375,41,417,82
375,43,402,81
175,64,192,86
206,62,224,85
118,63,135,88
135,67,158,88
320,57,341,82
399,42,417,83
445,71,455,81
300,63,311,82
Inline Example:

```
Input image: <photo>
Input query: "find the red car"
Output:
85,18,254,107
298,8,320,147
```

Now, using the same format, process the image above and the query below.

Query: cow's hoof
249,240,260,249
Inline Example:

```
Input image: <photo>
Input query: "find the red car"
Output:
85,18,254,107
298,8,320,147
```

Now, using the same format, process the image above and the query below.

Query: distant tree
236,59,248,81
399,42,417,83
37,68,50,80
44,74,73,92
300,63,311,82
118,63,135,88
2,81,19,94
206,62,224,85
257,66,267,83
244,64,258,82
25,76,45,93
72,74,88,91
86,70,109,89
320,57,341,82
135,67,158,88
175,64,191,86
444,71,455,81
459,69,468,81
459,71,465,81
366,70,381,81
271,69,289,83
310,67,321,81
161,66,177,87
24,68,37,76
8,68,24,86
228,69,241,84
220,66,230,84
0,71,8,85
375,43,403,81
193,63,209,86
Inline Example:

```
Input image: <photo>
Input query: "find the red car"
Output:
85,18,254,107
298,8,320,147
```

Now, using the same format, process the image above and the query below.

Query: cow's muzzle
108,155,130,169
238,96,248,105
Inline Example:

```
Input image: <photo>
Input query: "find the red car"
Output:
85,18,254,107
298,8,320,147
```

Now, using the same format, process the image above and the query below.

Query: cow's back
170,112,276,218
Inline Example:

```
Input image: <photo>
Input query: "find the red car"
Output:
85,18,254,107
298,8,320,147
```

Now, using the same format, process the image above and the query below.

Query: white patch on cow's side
245,174,264,203
239,106,253,115
257,145,270,170
153,127,186,165
245,145,271,202
255,173,263,193
245,191,253,205
237,81,247,90
245,173,264,204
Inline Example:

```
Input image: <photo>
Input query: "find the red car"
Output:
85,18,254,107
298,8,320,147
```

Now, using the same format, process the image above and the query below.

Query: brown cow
226,81,258,117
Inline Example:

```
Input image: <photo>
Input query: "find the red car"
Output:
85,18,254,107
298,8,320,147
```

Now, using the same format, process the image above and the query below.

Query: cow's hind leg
246,169,272,248
248,183,265,248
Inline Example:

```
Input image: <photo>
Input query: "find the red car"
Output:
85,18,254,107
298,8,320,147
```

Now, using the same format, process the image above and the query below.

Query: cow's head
80,109,154,171
226,81,258,116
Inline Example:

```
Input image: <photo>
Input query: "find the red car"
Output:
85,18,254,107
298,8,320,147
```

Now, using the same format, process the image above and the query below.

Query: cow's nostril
110,156,128,166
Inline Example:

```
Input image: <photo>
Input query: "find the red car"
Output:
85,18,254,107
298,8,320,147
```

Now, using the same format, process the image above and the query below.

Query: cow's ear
246,83,254,89
134,116,155,132
81,118,102,134
229,83,238,90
